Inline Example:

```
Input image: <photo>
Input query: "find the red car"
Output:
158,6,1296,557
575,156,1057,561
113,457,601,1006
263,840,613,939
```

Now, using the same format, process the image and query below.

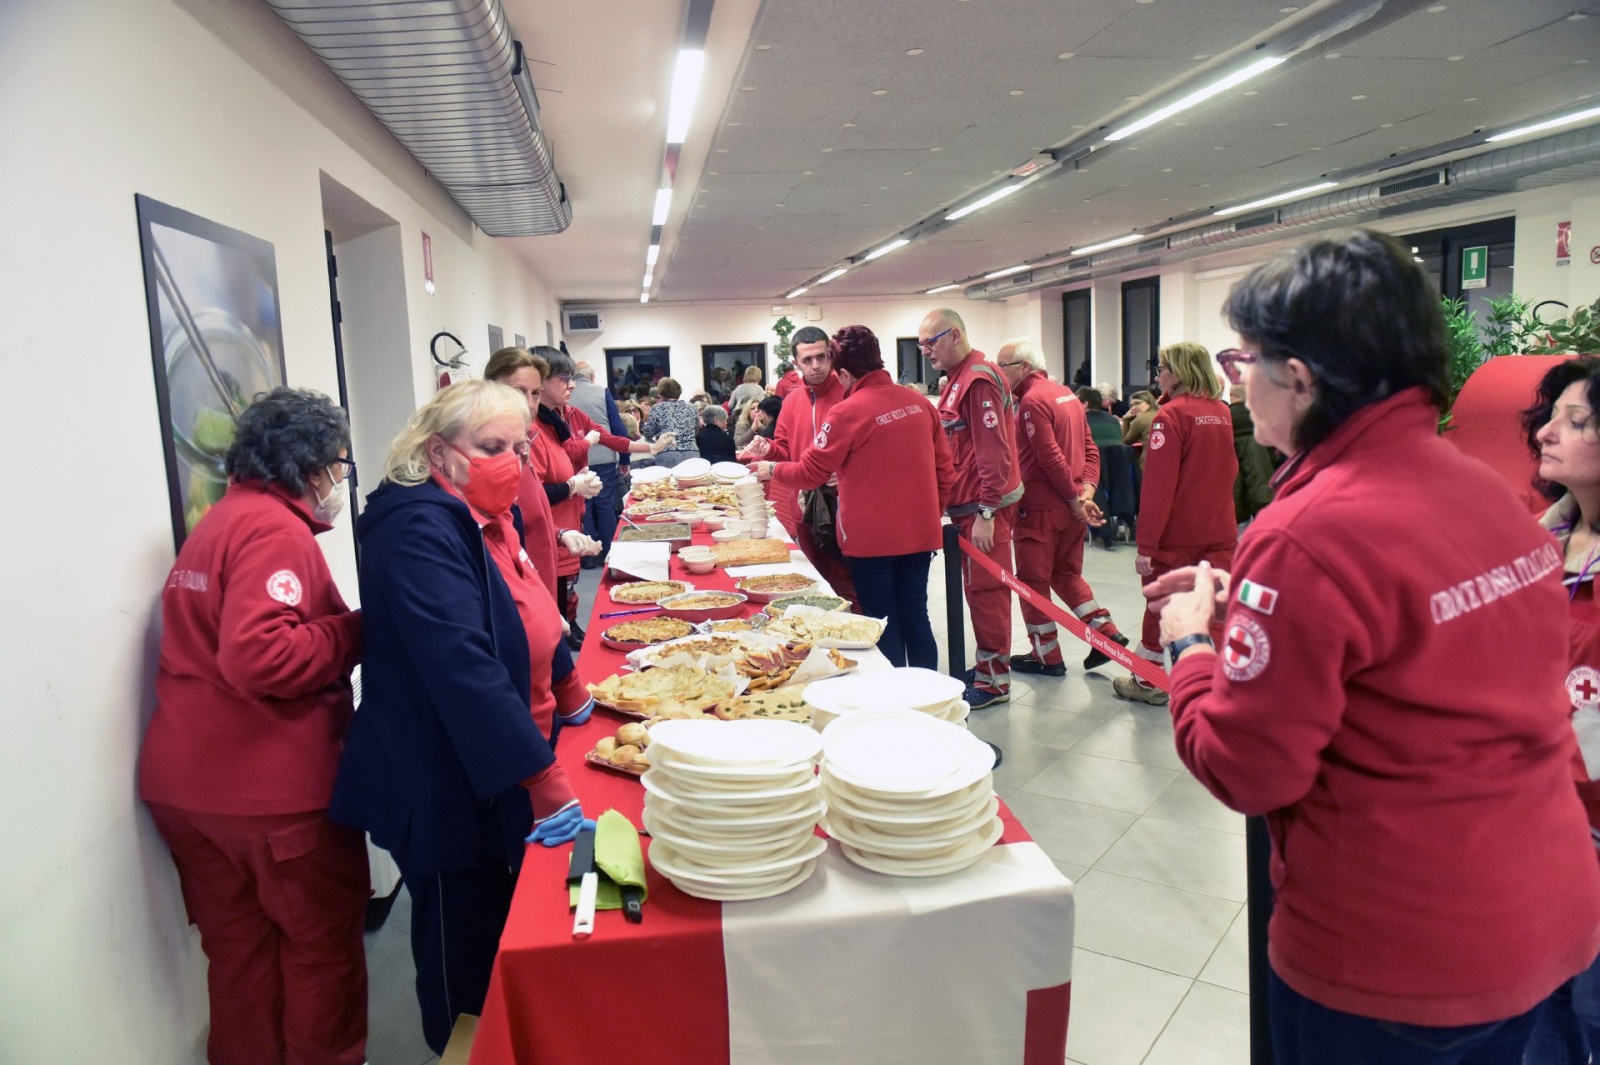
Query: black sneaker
964,684,1010,710
1010,654,1066,677
1083,632,1130,671
566,620,586,651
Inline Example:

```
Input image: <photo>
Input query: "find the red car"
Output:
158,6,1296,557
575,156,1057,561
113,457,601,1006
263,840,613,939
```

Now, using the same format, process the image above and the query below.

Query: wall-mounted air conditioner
564,308,603,333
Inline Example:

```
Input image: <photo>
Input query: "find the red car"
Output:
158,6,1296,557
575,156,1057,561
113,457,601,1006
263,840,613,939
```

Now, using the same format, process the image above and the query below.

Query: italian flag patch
1236,579,1278,615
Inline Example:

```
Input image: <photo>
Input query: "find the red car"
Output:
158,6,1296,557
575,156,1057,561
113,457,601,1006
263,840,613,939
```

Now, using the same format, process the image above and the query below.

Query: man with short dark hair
747,326,860,611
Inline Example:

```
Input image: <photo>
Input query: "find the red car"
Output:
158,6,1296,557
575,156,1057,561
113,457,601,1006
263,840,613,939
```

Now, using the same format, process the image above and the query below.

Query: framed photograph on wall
135,195,287,550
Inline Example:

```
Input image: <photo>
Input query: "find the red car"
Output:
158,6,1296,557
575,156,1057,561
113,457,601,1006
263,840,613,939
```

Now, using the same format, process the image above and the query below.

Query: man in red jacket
923,309,1024,708
997,339,1129,675
746,326,859,610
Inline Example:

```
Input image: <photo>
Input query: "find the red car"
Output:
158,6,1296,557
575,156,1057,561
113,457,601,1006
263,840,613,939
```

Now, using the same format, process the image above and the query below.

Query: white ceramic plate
649,718,822,767
821,710,970,792
839,816,1005,877
656,854,822,901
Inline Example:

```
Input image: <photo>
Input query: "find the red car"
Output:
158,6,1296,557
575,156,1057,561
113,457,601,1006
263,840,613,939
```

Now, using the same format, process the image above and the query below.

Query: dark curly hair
830,325,883,378
1522,356,1600,502
1224,229,1449,452
225,387,350,496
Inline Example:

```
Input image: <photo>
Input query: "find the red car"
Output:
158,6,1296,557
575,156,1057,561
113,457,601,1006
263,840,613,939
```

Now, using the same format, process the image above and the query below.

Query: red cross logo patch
1026,421,1036,439
982,410,999,429
266,569,303,606
1222,615,1270,682
1568,666,1600,712
1149,429,1166,451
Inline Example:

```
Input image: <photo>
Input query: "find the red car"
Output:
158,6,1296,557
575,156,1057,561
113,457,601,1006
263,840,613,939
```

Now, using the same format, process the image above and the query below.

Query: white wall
0,0,560,1060
564,296,1011,395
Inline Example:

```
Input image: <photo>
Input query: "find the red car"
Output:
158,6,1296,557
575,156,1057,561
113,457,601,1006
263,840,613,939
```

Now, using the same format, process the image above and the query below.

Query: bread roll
610,743,641,766
616,722,651,748
593,736,618,759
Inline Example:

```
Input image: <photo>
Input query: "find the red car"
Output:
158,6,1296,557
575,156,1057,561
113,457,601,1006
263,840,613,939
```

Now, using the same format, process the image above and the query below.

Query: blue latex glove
526,801,595,848
557,696,595,727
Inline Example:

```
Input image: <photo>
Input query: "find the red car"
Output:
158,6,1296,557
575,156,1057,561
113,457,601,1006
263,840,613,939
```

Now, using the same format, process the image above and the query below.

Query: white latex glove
744,436,772,458
567,471,604,500
584,430,601,446
560,530,602,556
651,433,676,454
561,617,572,637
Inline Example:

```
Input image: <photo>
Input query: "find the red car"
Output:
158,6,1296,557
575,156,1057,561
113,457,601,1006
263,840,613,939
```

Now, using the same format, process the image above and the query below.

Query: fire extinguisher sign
1557,221,1573,267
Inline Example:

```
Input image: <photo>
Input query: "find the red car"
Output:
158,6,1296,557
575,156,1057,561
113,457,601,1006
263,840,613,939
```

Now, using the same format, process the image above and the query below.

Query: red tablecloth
470,527,1074,1065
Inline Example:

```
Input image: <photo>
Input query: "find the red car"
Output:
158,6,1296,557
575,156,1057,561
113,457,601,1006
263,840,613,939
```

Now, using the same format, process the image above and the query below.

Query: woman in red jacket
758,325,955,667
1115,341,1238,705
140,387,368,1065
1521,355,1600,1063
1157,231,1600,1064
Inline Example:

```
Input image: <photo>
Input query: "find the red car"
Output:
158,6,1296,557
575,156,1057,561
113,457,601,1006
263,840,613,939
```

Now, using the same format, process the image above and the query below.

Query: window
605,346,669,400
1121,277,1160,390
896,338,937,388
1062,289,1092,388
702,343,767,402
487,324,504,354
1401,217,1515,329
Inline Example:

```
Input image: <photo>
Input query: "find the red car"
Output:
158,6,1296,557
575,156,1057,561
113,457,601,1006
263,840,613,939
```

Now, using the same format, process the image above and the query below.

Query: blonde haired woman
1115,342,1238,704
729,363,766,411
331,380,592,1055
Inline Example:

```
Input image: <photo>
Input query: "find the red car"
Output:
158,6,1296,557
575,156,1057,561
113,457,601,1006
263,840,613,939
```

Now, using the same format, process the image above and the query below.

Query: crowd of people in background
136,227,1600,1065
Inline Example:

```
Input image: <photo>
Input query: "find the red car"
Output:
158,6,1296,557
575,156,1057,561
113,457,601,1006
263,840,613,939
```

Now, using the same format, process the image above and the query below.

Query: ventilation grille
1377,170,1447,198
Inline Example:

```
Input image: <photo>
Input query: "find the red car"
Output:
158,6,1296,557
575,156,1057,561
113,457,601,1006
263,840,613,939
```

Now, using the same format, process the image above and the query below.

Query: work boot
1084,632,1131,671
964,683,1010,710
1010,654,1066,677
1112,675,1168,705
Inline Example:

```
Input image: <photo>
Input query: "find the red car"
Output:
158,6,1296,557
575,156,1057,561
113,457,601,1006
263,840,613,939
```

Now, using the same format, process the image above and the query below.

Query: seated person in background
1122,390,1160,467
696,404,738,464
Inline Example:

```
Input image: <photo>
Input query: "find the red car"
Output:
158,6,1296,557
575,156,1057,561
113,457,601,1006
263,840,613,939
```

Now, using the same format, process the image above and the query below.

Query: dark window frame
1121,276,1161,390
604,346,670,400
1062,289,1092,388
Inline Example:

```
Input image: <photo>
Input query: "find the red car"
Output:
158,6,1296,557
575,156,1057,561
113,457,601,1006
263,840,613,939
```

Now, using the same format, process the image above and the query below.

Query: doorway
702,343,767,402
605,346,670,400
1062,289,1092,388
896,338,937,390
1402,217,1516,328
1121,277,1160,391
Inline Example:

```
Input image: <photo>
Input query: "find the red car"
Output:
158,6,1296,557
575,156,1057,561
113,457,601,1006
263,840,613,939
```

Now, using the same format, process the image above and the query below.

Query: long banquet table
469,522,1076,1065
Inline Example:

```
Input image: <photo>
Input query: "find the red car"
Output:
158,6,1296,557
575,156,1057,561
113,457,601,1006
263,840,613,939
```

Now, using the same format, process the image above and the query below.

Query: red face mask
441,437,521,516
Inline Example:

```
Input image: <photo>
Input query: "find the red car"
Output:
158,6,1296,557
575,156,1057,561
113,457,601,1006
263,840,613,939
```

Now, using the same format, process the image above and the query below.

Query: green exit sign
1462,245,1489,290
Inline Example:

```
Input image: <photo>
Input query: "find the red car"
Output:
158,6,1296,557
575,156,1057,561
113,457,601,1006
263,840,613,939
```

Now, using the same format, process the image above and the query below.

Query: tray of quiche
599,616,698,650
626,631,858,691
608,579,691,605
709,538,793,567
762,610,888,649
587,664,747,720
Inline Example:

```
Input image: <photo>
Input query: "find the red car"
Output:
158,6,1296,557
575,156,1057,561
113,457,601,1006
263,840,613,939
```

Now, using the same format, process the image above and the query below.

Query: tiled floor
365,542,1252,1064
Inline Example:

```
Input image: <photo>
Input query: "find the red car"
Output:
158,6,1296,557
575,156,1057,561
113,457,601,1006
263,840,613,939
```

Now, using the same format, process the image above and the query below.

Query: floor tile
1198,906,1251,994
1144,774,1246,836
1070,718,1187,772
1070,870,1241,978
1063,948,1191,1065
1002,789,1139,867
1143,981,1251,1065
989,739,1070,792
1053,859,1089,884
1019,751,1179,815
1095,817,1249,902
966,704,1105,751
365,899,431,1065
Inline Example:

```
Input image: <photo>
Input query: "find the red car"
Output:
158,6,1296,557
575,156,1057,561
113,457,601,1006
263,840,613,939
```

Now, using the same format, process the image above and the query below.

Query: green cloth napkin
569,808,648,910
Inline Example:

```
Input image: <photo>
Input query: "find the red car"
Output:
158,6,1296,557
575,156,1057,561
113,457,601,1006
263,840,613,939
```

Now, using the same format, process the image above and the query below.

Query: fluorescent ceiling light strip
646,244,660,266
864,238,910,261
985,264,1028,279
1486,105,1600,143
652,188,672,226
1071,233,1143,256
665,50,705,143
945,183,1022,221
926,284,961,294
640,293,650,303
816,267,849,284
1106,55,1285,142
1214,181,1338,216
787,287,809,298
643,273,653,287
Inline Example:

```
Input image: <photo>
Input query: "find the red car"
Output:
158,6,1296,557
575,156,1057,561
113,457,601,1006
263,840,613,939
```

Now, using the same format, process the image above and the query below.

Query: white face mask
313,475,347,524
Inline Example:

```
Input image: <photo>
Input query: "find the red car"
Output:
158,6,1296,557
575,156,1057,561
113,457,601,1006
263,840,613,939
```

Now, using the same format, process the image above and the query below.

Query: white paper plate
643,816,818,864
809,669,966,717
821,710,975,792
641,768,821,806
647,748,816,781
822,778,993,825
710,461,749,479
631,466,674,484
644,800,823,843
645,785,823,824
651,833,827,880
839,816,1005,877
822,797,1000,851
649,718,822,767
655,853,822,901
647,763,816,795
672,457,713,477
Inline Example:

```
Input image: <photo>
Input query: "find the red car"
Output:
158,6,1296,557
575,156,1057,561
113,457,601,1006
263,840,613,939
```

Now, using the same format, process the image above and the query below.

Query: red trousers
956,509,1016,691
1138,542,1236,658
148,804,370,1065
1013,507,1120,666
795,512,862,614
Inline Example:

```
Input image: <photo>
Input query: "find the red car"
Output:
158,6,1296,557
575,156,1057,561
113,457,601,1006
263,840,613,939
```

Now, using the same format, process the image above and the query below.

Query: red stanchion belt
954,533,1172,691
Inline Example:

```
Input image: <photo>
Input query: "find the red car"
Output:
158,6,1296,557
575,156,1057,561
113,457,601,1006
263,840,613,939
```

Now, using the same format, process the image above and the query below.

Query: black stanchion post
1246,814,1275,1065
943,523,965,682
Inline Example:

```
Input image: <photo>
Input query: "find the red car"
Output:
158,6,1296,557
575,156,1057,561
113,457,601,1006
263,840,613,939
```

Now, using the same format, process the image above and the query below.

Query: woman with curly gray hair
140,387,369,1065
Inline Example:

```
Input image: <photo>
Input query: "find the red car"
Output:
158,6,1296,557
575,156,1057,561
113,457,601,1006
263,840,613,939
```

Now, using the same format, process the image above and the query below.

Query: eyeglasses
332,457,357,481
997,360,1027,369
917,326,954,351
553,374,575,384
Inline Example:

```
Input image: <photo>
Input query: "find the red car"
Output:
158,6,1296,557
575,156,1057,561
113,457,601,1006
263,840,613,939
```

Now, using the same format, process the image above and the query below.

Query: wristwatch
1164,633,1215,671
978,507,995,521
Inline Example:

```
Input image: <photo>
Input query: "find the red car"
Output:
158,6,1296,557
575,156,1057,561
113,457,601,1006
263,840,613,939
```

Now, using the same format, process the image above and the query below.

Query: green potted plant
772,315,797,376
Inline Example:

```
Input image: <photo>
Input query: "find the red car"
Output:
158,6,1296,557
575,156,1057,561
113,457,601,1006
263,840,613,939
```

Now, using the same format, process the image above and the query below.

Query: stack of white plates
630,465,675,485
819,710,1001,877
804,668,970,732
641,719,827,900
672,457,714,487
711,461,750,484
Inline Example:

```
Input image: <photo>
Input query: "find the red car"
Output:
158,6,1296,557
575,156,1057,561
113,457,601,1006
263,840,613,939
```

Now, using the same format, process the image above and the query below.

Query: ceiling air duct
265,0,572,237
964,124,1600,299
